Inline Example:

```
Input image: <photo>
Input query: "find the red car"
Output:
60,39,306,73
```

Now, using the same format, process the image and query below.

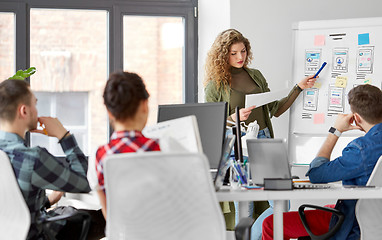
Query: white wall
199,0,382,140
198,0,230,101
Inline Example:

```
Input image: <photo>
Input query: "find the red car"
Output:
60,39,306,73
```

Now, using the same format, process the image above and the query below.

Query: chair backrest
104,152,226,240
355,155,382,240
0,150,31,240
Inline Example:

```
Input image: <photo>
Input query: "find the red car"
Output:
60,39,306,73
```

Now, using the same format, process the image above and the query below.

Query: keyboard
293,183,332,189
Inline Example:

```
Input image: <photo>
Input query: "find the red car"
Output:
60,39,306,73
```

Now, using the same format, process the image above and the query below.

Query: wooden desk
216,186,382,240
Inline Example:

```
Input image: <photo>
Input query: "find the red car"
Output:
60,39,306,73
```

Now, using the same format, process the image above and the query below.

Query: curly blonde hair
204,29,253,88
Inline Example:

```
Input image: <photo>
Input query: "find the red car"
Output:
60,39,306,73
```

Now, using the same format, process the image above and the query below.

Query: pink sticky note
314,35,325,46
313,113,325,124
331,98,341,105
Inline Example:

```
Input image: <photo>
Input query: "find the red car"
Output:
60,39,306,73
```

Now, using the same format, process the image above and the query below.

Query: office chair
0,150,31,240
0,150,91,240
355,155,382,240
298,155,382,240
104,152,254,240
298,204,344,240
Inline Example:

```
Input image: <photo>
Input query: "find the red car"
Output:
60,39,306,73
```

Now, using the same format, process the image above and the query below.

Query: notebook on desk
246,138,332,189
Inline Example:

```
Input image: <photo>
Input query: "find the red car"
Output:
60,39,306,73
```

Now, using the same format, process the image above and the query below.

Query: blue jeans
249,128,291,240
249,128,273,240
233,128,276,240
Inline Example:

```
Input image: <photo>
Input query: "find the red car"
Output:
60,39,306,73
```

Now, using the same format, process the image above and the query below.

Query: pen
39,122,48,135
313,62,327,78
233,161,247,184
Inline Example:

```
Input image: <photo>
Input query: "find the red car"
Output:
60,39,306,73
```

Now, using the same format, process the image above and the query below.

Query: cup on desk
229,165,241,189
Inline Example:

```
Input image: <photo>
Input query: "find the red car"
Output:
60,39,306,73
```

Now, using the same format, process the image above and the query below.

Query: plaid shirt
0,131,91,240
95,130,160,192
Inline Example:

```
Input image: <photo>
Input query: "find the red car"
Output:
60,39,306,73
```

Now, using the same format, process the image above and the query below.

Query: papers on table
143,115,203,153
245,88,290,108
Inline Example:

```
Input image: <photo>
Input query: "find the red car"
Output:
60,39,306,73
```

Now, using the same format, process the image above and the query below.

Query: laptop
214,135,236,191
247,138,331,189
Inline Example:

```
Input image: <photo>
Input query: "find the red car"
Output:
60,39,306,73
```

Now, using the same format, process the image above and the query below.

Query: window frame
0,0,198,151
114,2,198,103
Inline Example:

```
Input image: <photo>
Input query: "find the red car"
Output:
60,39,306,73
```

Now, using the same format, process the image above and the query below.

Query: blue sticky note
358,33,370,45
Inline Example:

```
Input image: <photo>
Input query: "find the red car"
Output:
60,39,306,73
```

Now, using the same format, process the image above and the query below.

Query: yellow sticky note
364,79,372,84
335,76,348,88
313,82,322,89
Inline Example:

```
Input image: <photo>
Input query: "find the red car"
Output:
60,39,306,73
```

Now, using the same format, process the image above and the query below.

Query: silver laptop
247,139,291,186
214,135,236,190
247,138,330,189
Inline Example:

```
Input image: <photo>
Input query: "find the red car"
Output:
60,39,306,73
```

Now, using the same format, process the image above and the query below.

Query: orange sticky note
314,35,325,46
313,113,325,124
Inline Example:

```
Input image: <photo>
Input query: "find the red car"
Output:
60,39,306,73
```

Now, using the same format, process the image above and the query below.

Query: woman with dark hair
95,71,160,219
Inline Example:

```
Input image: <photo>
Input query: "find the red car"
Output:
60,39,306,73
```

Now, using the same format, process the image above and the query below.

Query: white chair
356,155,382,240
0,150,91,240
0,150,31,240
104,152,253,240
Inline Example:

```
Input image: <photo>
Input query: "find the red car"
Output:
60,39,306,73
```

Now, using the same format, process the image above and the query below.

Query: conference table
216,185,382,240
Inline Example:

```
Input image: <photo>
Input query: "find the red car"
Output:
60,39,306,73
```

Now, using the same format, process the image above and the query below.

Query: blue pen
233,161,247,184
313,62,327,78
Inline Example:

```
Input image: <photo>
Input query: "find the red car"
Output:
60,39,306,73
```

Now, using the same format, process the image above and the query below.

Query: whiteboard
289,17,382,164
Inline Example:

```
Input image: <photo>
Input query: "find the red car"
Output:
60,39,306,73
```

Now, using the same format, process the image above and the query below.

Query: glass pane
0,12,15,81
56,92,87,126
34,92,51,116
30,9,108,156
123,16,184,126
32,92,88,156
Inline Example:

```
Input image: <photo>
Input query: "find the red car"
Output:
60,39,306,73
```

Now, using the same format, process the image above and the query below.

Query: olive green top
230,67,267,129
204,67,302,138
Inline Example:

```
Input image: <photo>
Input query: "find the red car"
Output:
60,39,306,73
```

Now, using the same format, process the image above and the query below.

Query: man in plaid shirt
0,79,91,239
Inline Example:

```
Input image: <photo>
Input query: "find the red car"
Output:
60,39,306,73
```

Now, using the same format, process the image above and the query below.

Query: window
32,92,88,155
29,9,108,156
0,12,15,81
123,16,184,125
0,1,197,155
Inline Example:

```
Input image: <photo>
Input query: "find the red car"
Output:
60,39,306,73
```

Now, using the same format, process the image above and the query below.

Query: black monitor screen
157,102,227,169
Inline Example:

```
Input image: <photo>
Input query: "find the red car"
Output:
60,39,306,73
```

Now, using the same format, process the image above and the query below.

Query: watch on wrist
329,127,342,137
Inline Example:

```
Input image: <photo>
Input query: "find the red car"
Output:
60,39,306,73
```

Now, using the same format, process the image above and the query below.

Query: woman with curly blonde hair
205,29,253,89
204,29,316,240
205,29,316,133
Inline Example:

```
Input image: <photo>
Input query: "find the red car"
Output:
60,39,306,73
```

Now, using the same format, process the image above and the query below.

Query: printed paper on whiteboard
245,88,290,108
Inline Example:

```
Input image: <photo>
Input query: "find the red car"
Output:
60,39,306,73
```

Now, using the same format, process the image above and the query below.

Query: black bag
44,206,91,240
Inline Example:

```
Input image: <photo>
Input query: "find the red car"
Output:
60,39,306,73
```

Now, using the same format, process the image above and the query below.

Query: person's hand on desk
231,105,256,122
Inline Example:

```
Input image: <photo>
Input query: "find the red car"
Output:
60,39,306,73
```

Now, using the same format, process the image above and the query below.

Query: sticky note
358,33,370,45
330,98,341,105
313,82,322,89
335,76,348,88
314,35,325,46
313,113,325,124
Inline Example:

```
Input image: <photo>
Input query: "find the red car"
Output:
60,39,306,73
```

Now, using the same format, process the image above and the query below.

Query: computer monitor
157,102,227,169
233,106,243,163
